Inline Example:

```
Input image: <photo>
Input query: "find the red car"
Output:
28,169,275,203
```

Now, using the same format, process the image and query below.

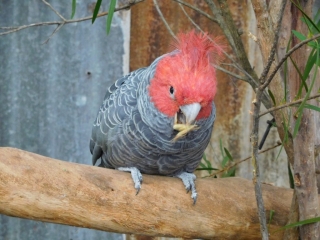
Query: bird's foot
175,172,197,204
118,167,143,194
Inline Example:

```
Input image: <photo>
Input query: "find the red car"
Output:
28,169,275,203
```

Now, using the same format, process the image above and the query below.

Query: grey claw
175,172,198,204
192,192,197,204
186,185,191,193
118,167,143,194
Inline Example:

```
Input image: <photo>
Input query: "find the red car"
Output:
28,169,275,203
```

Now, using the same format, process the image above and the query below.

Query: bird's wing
90,68,146,165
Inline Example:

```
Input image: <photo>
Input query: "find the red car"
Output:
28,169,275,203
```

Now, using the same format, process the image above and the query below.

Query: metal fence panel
0,1,129,239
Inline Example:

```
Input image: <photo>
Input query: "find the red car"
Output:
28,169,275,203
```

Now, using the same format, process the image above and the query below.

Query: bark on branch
0,147,307,239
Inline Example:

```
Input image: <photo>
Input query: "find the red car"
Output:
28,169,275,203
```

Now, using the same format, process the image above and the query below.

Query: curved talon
191,191,197,204
118,167,143,194
186,185,191,193
175,172,198,204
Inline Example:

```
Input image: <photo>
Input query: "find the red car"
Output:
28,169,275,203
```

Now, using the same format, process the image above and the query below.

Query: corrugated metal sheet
0,0,128,239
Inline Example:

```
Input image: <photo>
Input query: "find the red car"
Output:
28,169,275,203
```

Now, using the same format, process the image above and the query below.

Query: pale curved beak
179,103,201,125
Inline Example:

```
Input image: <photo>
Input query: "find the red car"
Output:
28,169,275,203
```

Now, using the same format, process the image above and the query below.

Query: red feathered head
149,31,223,123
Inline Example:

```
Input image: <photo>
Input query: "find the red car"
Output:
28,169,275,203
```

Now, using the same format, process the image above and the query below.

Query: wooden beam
0,147,294,239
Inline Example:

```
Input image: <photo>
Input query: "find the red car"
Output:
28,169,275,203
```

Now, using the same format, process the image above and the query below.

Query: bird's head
149,31,223,129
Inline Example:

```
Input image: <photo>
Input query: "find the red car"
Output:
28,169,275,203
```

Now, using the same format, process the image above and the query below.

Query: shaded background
0,0,289,239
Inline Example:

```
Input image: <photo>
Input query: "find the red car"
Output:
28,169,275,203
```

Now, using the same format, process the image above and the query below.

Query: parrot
90,31,222,203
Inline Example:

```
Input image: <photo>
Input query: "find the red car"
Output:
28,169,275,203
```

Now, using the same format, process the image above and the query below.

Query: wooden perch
0,147,296,239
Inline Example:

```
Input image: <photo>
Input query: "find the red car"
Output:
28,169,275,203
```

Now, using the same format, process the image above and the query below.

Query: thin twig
221,63,256,83
178,3,203,32
178,2,248,82
251,88,268,239
180,1,256,84
258,0,287,86
260,32,320,90
178,0,266,97
214,65,248,81
153,0,177,40
0,0,144,37
41,0,66,21
172,0,218,23
205,0,272,110
259,92,320,117
202,142,282,177
42,23,65,44
249,1,287,239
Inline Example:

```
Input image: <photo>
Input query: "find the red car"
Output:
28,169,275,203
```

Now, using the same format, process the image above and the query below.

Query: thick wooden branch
0,147,300,239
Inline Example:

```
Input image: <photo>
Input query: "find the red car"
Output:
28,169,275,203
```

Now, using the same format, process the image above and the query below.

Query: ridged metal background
0,0,128,239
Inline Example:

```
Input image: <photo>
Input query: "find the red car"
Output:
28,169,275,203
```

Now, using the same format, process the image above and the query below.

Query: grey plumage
90,54,216,203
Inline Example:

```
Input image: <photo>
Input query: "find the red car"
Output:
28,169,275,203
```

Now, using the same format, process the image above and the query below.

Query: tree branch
0,147,298,239
176,3,248,82
41,0,67,21
251,88,269,239
215,65,249,81
172,0,218,23
259,93,320,117
153,0,176,39
202,142,282,177
0,0,144,37
204,0,272,110
258,0,287,87
261,33,320,90
249,1,287,239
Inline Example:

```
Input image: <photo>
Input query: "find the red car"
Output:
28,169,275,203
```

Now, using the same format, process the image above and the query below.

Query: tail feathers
90,139,103,166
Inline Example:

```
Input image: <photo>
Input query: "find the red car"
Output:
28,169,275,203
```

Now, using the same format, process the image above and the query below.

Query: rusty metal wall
130,0,289,187
0,0,128,239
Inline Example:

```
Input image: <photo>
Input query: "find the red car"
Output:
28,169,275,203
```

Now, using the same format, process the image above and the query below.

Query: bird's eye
169,86,174,95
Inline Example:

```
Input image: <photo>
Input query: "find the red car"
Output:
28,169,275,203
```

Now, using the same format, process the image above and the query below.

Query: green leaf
196,167,219,171
268,89,276,106
290,56,308,97
292,30,307,41
219,139,225,158
295,46,319,118
199,153,214,174
303,103,320,112
203,152,208,162
314,9,320,29
293,110,303,138
71,0,76,19
307,41,319,49
221,156,229,168
303,48,317,80
202,153,211,166
275,216,320,232
92,0,103,24
224,147,233,161
106,0,117,35
301,15,320,35
199,162,206,168
288,162,294,189
222,165,236,178
291,1,320,33
268,210,275,225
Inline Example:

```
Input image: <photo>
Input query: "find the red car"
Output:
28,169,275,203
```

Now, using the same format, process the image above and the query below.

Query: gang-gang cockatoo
90,31,222,203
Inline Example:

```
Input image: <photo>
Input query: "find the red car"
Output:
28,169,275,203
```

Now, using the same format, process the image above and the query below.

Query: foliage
290,8,320,137
71,0,117,35
198,139,235,178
